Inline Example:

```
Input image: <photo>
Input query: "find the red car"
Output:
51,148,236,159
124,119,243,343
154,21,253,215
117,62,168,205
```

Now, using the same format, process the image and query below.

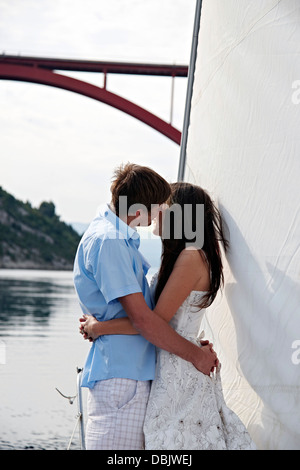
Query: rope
67,412,82,450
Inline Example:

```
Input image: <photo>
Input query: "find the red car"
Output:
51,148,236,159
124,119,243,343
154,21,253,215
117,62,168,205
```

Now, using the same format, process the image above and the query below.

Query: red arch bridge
0,55,188,145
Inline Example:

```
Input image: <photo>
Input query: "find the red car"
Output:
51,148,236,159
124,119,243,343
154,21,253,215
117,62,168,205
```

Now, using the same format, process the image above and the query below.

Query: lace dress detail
144,275,256,450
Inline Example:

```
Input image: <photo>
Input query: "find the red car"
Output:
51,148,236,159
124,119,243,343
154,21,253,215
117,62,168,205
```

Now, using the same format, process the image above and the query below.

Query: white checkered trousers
85,377,151,450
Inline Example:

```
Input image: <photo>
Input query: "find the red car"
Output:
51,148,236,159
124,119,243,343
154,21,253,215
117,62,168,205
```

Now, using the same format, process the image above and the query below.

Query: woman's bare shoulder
175,246,208,267
174,247,210,291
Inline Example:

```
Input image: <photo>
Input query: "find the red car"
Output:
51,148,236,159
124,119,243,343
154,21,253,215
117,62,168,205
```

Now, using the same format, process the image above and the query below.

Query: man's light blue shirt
73,204,156,388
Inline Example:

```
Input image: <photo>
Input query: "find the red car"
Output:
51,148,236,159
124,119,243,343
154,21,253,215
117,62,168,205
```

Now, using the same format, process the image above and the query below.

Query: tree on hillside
38,201,56,219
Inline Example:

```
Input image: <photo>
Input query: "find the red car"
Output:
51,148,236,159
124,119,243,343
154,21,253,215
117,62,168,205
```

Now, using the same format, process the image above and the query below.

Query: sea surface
0,237,161,450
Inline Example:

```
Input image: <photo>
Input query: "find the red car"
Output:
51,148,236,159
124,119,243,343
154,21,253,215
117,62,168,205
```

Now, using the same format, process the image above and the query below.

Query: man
73,163,217,450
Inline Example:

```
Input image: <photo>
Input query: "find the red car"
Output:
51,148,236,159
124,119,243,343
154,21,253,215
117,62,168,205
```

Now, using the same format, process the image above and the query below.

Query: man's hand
79,314,101,342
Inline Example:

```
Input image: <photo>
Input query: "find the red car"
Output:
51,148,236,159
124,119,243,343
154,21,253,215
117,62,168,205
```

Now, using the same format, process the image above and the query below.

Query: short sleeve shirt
73,204,156,388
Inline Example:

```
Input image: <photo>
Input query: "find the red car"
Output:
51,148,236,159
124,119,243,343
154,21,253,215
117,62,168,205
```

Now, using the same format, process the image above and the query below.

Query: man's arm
79,249,217,374
119,292,217,376
79,296,217,375
80,248,209,338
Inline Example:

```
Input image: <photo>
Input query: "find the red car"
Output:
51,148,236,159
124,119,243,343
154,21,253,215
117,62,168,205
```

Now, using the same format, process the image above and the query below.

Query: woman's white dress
143,287,256,450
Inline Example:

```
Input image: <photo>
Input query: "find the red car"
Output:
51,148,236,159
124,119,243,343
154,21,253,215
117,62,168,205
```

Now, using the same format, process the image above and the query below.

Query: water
0,238,161,450
0,269,89,449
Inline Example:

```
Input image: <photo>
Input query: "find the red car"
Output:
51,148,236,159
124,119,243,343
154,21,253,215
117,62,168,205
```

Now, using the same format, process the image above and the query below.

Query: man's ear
128,210,142,227
134,211,142,226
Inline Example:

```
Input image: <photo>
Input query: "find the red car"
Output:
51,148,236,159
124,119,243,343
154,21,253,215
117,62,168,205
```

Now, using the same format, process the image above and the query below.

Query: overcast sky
0,0,196,224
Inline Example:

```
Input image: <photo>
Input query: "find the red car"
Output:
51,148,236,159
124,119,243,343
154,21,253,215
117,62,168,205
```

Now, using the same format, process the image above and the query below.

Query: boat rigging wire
55,387,76,404
177,0,203,181
55,367,85,450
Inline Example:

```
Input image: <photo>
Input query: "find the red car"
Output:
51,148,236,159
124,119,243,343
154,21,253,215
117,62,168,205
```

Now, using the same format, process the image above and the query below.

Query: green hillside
0,187,81,270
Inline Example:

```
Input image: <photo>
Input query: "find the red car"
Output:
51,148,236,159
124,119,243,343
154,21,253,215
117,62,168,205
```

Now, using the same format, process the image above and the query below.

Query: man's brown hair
110,162,171,216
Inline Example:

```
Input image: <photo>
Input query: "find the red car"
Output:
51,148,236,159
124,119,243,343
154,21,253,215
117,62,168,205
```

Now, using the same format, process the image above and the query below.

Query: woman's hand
79,314,102,342
79,314,138,340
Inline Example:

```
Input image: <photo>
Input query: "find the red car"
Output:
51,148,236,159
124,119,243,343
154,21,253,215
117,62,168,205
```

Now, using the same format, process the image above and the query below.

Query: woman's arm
80,248,209,340
79,314,138,341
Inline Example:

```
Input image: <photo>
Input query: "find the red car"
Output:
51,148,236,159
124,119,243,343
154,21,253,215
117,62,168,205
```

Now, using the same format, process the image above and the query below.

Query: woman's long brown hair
154,182,229,309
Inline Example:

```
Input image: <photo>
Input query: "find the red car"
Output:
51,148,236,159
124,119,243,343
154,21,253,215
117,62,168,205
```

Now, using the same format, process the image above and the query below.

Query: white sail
184,0,300,450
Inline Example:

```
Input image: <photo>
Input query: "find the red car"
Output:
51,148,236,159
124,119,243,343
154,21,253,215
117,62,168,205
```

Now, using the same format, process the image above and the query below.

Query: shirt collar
100,203,140,244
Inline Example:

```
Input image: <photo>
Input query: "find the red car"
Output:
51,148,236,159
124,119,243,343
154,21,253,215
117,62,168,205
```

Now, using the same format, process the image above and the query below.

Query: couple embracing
73,163,255,451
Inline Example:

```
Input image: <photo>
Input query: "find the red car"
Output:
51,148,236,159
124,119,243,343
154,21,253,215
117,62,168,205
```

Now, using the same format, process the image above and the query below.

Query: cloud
0,0,196,223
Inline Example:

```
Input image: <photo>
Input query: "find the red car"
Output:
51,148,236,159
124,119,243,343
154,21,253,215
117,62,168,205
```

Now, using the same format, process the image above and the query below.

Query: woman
80,182,256,450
